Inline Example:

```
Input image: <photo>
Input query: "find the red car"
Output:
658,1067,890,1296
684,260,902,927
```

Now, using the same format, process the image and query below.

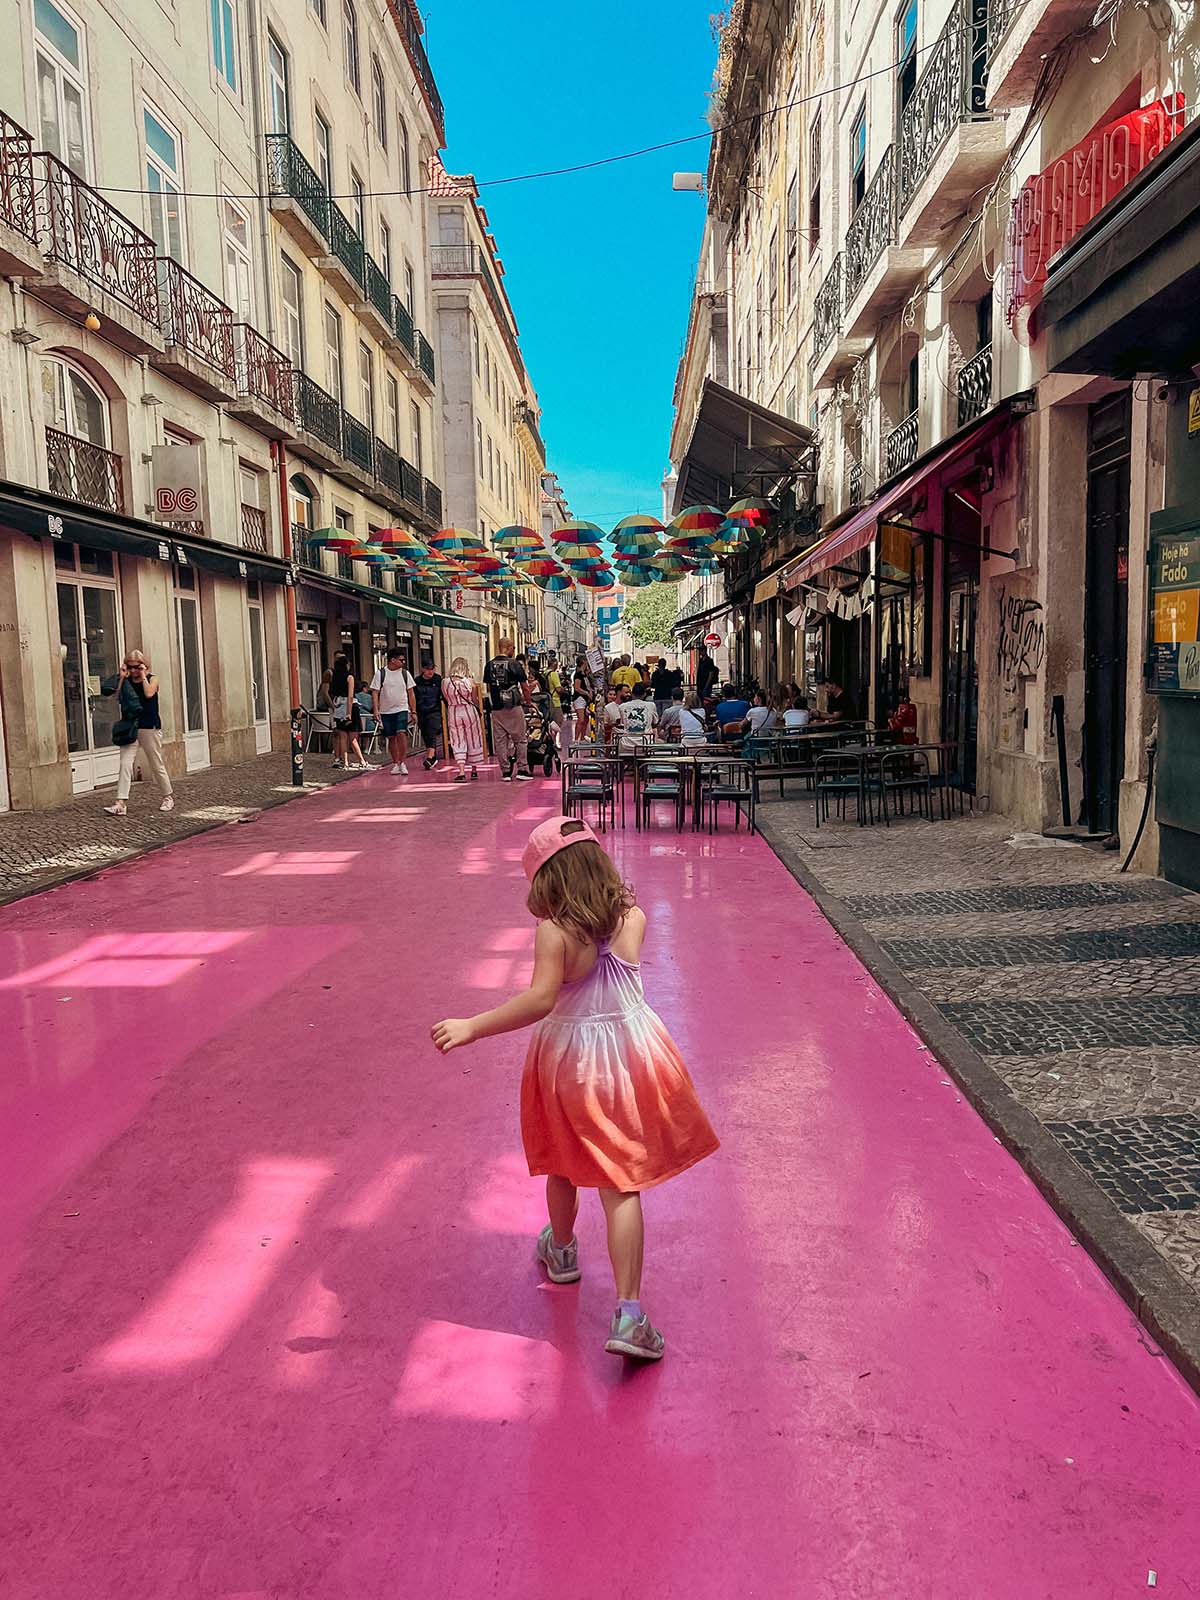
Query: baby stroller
525,698,560,776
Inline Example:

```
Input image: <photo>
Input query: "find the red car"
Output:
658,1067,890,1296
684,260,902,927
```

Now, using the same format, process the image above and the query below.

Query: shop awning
782,397,1030,591
297,567,488,633
752,573,781,605
0,480,293,587
673,380,816,512
1041,118,1200,377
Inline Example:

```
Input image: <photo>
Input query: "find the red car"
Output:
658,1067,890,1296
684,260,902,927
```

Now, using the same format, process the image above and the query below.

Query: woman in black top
102,649,175,816
328,654,372,770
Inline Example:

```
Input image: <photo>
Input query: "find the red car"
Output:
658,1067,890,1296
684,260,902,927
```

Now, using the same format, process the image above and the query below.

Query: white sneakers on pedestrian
159,796,175,812
514,771,534,782
395,762,409,776
103,801,127,816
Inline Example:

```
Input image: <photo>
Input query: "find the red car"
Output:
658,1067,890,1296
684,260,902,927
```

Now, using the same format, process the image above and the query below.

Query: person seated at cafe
602,687,624,745
658,686,685,741
715,683,751,741
680,691,709,747
618,683,659,751
811,680,847,724
783,694,811,730
742,689,777,738
888,689,919,746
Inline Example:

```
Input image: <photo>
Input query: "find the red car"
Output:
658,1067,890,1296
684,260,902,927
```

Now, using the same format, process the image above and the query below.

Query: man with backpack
370,647,417,775
484,637,532,781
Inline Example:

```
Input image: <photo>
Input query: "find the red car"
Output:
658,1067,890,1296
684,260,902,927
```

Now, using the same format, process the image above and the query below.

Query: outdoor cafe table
631,749,756,831
812,741,960,824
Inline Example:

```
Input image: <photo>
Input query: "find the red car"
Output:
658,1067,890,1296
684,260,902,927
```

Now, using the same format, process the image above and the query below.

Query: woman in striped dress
442,658,485,782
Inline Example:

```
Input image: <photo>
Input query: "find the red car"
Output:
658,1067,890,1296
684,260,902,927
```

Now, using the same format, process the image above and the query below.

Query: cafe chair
878,750,933,825
639,765,687,831
813,753,872,827
702,759,756,835
562,756,618,832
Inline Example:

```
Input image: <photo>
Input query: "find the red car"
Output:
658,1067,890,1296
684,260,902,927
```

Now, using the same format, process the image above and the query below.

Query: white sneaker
159,796,175,812
398,762,409,776
104,800,127,816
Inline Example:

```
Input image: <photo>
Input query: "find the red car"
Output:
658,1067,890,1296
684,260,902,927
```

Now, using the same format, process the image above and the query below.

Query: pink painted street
2,769,1197,1599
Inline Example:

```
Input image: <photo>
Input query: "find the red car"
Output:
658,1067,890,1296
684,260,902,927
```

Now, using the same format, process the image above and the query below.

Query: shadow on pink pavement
0,775,1197,1599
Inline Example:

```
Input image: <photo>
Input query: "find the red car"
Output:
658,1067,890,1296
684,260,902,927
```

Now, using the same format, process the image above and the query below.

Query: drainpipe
272,439,304,783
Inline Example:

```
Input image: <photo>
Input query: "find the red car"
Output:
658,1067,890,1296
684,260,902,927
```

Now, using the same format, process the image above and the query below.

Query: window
785,173,799,299
358,340,374,427
808,110,821,257
385,373,400,450
905,351,920,419
850,104,867,212
267,32,289,134
324,302,343,400
314,111,332,190
976,291,993,353
767,226,779,336
42,354,109,446
487,435,494,491
404,261,416,319
398,115,412,195
472,319,480,376
290,474,315,534
239,464,261,509
410,401,422,473
476,419,483,475
35,0,88,175
144,105,184,262
897,0,918,114
342,0,360,94
210,0,237,92
223,197,253,320
483,343,491,398
280,254,304,369
350,172,366,242
309,0,326,25
371,56,386,145
334,507,352,531
379,219,392,284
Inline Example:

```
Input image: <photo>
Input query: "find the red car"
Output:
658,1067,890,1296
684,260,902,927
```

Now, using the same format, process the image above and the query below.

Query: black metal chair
639,765,687,831
561,756,618,831
878,750,933,825
700,759,756,834
813,753,872,826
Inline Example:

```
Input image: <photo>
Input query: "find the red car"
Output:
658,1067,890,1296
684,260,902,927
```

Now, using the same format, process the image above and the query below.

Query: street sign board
1147,520,1200,694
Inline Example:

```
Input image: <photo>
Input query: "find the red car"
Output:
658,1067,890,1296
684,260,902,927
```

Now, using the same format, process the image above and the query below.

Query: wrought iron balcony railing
325,200,365,287
341,411,374,475
393,3,445,138
844,147,896,307
812,252,842,360
392,295,416,356
294,371,343,452
988,0,1020,50
957,341,992,427
45,426,122,512
430,243,474,274
400,457,424,509
884,409,919,477
417,332,436,383
234,324,295,421
363,254,391,322
376,438,403,498
0,112,37,243
240,502,268,553
898,0,993,215
35,152,159,323
265,134,329,238
424,479,442,523
848,459,864,506
158,257,235,380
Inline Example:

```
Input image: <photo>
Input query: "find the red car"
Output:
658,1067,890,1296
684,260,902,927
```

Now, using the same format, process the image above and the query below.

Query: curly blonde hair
526,825,635,945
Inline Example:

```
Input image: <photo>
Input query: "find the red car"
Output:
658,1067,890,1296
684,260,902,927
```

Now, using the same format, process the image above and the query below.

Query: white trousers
116,729,173,801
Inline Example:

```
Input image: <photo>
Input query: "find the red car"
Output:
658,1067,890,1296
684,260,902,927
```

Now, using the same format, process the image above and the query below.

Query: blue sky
424,1,716,526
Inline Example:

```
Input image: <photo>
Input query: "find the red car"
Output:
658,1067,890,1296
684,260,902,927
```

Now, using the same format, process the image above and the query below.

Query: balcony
376,438,403,502
392,2,445,141
430,243,473,274
842,147,931,338
356,253,393,341
339,411,375,481
392,295,416,359
424,479,442,524
417,331,436,386
152,257,236,401
401,456,424,510
0,111,42,276
896,0,1006,249
957,342,992,427
240,502,269,554
46,426,123,512
848,459,865,507
292,370,344,469
228,324,296,438
986,0,1098,110
265,135,329,256
316,200,365,299
32,153,162,354
883,410,919,478
809,251,871,388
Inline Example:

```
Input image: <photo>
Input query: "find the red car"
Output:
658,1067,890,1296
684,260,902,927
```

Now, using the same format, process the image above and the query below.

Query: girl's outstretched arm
431,921,567,1054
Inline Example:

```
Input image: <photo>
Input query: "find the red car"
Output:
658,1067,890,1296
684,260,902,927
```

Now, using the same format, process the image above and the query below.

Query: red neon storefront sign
1005,94,1185,332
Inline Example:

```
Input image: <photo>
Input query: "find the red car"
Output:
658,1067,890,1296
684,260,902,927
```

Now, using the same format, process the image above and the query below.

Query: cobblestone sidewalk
0,750,372,905
758,798,1200,1365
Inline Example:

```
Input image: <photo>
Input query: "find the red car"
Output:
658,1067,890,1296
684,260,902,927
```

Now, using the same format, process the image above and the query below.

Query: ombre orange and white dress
520,939,719,1192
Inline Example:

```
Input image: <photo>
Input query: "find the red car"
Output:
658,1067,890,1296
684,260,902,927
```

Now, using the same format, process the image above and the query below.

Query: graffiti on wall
996,585,1046,687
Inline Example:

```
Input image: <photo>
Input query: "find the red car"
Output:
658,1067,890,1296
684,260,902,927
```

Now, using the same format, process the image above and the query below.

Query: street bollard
291,708,305,785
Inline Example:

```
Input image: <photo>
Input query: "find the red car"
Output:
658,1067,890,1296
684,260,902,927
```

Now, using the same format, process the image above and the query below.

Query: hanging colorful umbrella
664,533,719,557
684,559,723,577
306,525,366,554
530,572,575,592
612,513,665,539
493,525,540,546
725,496,772,526
554,541,606,560
429,527,484,554
671,503,725,533
616,565,661,588
576,570,615,589
513,557,563,577
651,551,692,577
553,519,606,545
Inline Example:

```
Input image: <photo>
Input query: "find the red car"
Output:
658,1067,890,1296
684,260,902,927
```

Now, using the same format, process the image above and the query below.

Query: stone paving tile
941,995,1200,1055
882,921,1200,971
0,752,367,904
861,896,1200,943
845,880,1184,918
1134,1212,1200,1289
1044,1115,1200,1214
1000,1048,1200,1120
918,956,1200,1004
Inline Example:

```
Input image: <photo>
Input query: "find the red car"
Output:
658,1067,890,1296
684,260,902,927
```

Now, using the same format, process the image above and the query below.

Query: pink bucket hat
522,815,601,882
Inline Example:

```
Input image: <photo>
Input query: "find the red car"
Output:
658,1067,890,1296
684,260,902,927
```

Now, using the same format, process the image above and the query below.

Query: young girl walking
432,816,718,1360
